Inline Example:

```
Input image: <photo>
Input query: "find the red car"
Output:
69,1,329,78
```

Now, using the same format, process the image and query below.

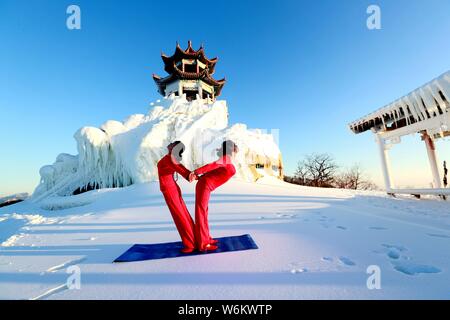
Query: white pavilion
349,71,450,198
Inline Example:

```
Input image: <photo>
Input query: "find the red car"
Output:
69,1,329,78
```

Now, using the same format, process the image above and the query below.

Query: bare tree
335,164,378,190
306,153,338,187
293,153,338,187
346,164,363,190
334,173,350,189
294,161,308,185
288,155,377,190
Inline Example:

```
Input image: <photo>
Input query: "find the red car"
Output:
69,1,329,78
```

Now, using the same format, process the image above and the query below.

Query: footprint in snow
375,244,440,276
339,256,356,266
386,249,400,260
382,244,407,252
336,226,347,230
322,257,333,262
426,233,450,239
369,226,388,230
392,261,441,276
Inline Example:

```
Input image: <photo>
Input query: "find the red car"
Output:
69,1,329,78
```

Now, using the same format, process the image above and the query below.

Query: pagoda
152,41,226,101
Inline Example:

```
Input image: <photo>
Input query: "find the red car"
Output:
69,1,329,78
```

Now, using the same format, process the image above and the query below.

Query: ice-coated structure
32,95,283,201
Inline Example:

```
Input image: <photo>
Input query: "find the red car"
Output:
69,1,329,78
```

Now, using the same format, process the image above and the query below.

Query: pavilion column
375,133,394,192
198,81,203,99
178,81,183,97
422,133,442,188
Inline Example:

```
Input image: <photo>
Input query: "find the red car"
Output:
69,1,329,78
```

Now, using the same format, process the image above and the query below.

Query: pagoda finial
187,40,193,50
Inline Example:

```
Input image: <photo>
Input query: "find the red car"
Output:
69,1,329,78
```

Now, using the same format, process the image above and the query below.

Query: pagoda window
184,62,197,73
181,59,197,73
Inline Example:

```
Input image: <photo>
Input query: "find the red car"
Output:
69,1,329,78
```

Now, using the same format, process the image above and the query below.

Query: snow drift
32,95,282,201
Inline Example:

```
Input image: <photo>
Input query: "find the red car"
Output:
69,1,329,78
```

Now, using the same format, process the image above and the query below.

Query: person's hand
188,172,197,182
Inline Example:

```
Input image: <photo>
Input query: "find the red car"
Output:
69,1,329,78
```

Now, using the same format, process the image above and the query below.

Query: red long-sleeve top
157,154,191,191
194,155,236,191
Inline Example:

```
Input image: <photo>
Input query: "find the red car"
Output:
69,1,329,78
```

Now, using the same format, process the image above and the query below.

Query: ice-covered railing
31,95,282,201
349,71,450,134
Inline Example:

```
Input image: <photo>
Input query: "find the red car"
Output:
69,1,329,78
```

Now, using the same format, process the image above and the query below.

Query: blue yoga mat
113,234,258,262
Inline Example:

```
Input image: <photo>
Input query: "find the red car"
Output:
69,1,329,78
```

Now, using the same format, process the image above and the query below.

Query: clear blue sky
1,0,450,196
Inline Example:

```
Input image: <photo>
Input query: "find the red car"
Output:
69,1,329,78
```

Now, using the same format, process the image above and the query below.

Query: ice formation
349,70,450,135
32,95,282,201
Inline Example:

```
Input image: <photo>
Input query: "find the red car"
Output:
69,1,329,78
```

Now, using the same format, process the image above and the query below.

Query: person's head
167,141,185,162
217,140,239,158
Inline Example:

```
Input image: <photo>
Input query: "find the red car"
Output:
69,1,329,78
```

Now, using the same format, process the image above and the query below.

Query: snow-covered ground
0,178,449,300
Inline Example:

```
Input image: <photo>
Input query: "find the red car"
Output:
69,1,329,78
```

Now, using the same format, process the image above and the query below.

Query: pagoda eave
161,44,218,70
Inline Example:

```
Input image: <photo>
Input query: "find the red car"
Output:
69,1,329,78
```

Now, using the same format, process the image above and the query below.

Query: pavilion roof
349,71,450,135
153,41,225,97
161,41,218,75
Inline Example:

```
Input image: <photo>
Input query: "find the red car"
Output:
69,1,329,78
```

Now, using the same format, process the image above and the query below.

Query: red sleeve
194,160,224,175
173,162,191,181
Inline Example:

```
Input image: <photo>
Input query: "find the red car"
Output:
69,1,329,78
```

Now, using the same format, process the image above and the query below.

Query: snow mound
32,96,282,201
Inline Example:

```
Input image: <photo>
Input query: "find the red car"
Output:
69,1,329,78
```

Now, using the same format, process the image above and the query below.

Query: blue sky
1,0,450,196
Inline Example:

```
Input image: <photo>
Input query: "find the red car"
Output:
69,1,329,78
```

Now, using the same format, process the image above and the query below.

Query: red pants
194,179,213,249
161,185,195,249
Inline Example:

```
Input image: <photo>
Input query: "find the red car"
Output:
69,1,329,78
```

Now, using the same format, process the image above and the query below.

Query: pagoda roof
153,41,226,97
161,41,218,75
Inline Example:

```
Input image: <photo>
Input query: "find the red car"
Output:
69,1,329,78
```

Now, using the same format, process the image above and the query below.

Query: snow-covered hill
1,179,449,299
32,96,282,202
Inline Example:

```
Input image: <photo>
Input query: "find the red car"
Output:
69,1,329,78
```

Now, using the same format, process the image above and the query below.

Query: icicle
32,96,283,200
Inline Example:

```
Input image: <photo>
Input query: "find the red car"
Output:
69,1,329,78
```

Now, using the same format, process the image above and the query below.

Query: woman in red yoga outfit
157,141,196,253
191,140,239,252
